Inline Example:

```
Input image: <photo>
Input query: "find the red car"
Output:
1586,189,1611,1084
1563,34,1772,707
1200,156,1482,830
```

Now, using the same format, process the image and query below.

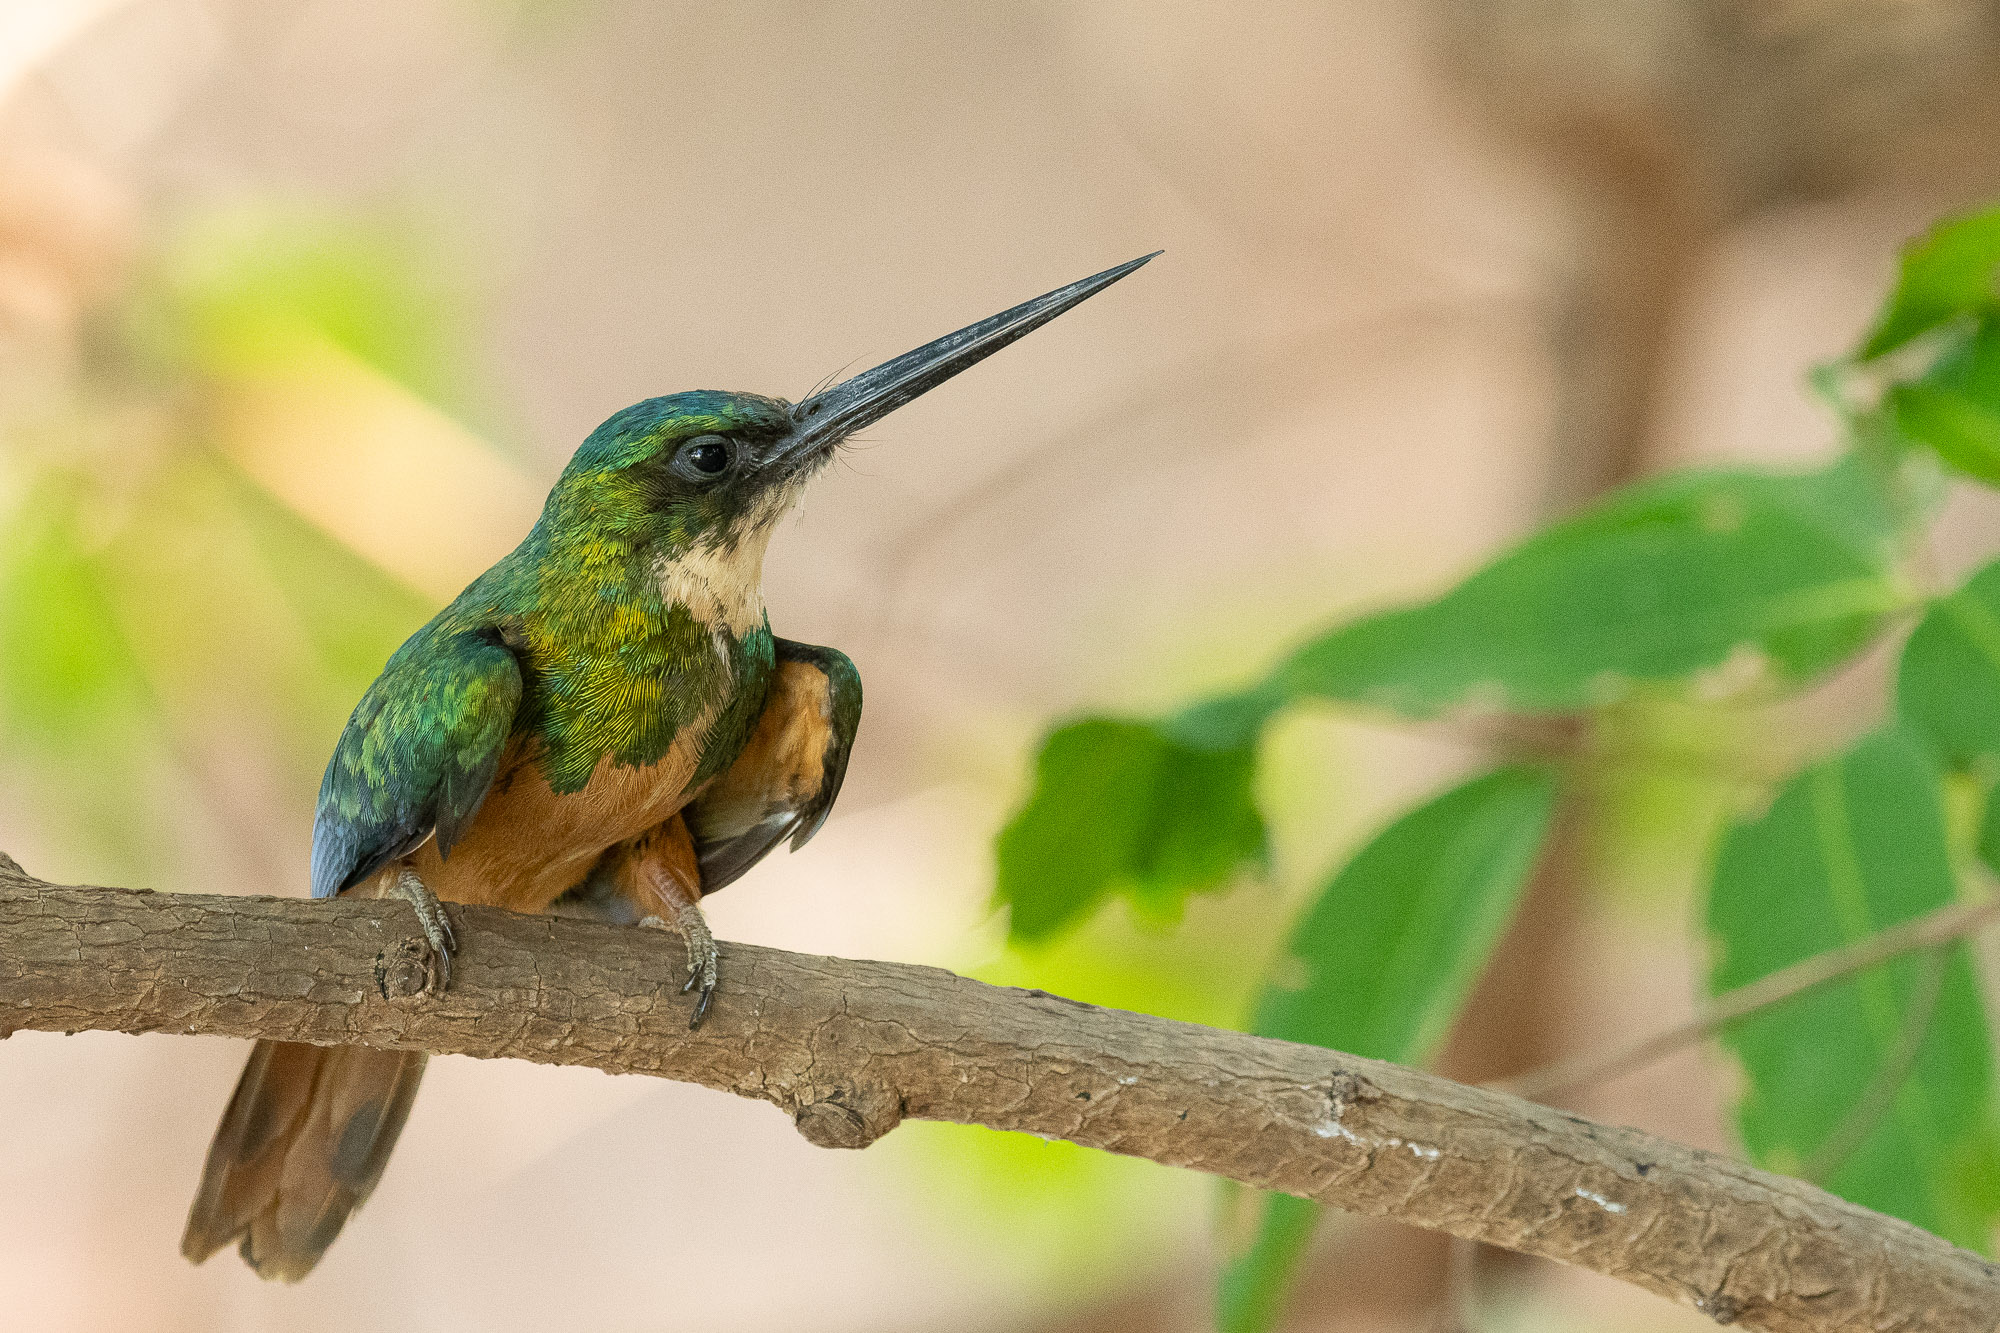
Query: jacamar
179,252,1157,1280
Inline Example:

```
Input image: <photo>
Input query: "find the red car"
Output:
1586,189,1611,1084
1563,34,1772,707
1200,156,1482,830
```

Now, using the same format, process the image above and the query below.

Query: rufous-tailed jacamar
180,253,1158,1280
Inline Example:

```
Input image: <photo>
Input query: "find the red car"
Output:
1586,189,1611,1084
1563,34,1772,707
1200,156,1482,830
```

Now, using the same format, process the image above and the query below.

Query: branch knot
792,1084,903,1150
374,938,436,1001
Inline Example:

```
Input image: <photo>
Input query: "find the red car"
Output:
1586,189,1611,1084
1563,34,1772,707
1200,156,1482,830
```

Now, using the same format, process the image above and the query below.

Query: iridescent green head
559,391,805,552
549,251,1161,555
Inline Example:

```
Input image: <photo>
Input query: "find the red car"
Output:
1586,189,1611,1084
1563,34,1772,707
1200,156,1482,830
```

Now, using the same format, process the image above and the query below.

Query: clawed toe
389,868,457,997
638,908,719,1028
424,943,452,995
682,941,719,1029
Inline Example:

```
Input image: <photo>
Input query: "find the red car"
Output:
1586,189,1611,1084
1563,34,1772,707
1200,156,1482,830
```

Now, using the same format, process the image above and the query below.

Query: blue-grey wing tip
309,821,359,900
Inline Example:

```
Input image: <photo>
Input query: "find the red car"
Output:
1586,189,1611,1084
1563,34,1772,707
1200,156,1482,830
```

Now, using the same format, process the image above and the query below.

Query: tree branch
3,860,1996,1331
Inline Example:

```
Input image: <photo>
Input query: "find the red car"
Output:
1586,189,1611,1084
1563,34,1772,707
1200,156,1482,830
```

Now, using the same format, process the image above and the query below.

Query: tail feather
182,1040,426,1282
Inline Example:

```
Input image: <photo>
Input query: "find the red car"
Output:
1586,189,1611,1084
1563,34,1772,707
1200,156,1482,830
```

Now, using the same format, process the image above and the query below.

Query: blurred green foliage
1861,209,2000,359
142,206,472,409
997,202,2000,1326
997,716,1265,943
1274,457,1911,713
1247,765,1557,1057
1709,726,2000,1249
0,474,152,750
1899,557,2000,769
1000,455,1915,935
0,208,463,883
1218,765,1557,1331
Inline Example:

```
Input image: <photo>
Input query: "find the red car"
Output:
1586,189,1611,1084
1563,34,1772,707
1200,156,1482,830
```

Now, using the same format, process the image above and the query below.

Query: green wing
310,628,523,900
684,639,861,894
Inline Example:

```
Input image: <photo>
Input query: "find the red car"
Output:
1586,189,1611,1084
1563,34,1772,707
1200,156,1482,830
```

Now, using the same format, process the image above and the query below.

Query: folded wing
310,628,523,900
684,638,862,893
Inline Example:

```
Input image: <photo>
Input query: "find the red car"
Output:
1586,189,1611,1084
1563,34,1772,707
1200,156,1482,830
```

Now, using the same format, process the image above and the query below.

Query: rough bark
1,861,1996,1332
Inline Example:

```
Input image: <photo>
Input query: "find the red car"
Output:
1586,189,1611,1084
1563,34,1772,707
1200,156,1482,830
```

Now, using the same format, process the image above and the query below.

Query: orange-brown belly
404,734,708,913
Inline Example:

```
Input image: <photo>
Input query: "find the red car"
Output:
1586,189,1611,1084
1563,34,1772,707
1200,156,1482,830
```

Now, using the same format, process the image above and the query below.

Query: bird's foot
638,904,718,1029
388,867,456,995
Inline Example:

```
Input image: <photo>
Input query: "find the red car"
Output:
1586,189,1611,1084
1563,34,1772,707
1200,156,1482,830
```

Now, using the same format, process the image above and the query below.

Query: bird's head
549,251,1159,559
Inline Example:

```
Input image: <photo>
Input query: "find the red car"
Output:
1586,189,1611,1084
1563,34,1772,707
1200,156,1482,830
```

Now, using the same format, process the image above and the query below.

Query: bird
179,251,1158,1281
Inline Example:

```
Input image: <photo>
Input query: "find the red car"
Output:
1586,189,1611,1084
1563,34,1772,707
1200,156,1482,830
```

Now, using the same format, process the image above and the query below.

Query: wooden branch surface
2,862,1996,1332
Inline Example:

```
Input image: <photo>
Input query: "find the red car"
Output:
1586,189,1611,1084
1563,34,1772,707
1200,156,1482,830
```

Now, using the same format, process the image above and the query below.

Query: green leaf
1216,1193,1319,1333
1898,558,2000,768
1979,782,2000,883
1859,206,2000,360
996,717,1267,944
1888,383,2000,484
1275,456,1907,717
1218,765,1560,1330
1926,315,2000,411
1250,765,1558,1053
1707,727,2000,1251
1160,685,1287,750
1883,317,2000,485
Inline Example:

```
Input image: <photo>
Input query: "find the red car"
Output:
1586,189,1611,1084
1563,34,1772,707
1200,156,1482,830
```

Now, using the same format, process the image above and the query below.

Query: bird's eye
679,435,733,477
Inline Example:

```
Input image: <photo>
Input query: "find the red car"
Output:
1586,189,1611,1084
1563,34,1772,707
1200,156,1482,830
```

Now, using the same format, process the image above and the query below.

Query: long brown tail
182,1040,426,1282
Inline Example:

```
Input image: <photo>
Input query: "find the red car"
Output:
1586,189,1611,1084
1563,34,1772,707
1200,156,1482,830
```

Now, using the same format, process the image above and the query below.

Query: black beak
776,251,1160,467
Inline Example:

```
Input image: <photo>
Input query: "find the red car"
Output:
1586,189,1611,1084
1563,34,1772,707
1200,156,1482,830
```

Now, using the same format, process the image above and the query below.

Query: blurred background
4,2,2000,1330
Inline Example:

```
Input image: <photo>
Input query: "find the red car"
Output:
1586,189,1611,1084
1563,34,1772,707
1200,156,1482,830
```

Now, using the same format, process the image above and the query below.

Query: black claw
414,937,452,997
689,986,714,1029
680,972,698,995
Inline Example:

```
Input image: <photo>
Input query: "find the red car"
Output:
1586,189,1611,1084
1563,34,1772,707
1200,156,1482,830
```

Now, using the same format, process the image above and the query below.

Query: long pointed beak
778,251,1160,465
